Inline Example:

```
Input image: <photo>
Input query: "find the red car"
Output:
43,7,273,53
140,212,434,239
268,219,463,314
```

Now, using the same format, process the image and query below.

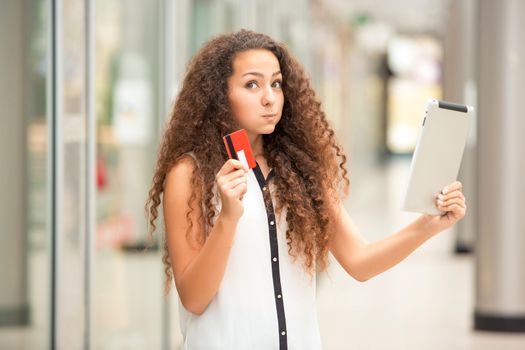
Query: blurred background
1,0,524,349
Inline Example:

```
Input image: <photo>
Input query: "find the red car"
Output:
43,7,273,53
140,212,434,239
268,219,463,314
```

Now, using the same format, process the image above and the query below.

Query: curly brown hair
145,29,350,293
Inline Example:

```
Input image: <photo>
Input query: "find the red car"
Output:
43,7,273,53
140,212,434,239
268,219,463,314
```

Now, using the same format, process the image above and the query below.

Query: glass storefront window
0,0,50,348
386,35,443,154
94,0,164,348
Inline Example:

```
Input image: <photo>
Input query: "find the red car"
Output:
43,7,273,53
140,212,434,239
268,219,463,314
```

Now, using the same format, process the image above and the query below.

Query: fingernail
442,188,448,194
438,194,444,200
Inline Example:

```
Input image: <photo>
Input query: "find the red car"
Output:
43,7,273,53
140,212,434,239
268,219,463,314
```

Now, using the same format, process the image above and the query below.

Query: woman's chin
259,124,277,134
245,123,277,137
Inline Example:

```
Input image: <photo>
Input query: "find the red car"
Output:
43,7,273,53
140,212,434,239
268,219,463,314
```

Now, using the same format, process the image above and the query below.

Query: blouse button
263,186,267,191
277,294,282,299
272,257,277,262
270,221,275,225
281,331,286,336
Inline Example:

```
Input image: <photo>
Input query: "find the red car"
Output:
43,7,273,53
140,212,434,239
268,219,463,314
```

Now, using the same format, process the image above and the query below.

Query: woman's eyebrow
242,71,282,78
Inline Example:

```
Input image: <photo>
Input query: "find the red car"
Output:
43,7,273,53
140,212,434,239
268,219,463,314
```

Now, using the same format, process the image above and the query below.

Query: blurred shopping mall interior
1,0,524,349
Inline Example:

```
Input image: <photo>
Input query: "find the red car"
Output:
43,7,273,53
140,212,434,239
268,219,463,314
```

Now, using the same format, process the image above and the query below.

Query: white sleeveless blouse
177,153,322,349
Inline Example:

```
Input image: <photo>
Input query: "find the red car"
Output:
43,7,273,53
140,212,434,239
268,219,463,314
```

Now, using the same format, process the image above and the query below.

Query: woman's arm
329,181,466,282
163,156,242,315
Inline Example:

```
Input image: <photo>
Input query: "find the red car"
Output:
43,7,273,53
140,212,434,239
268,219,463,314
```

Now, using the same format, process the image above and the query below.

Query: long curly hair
145,29,350,293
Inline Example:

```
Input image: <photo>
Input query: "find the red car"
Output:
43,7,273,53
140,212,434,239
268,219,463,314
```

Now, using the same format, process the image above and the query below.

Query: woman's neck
249,132,264,158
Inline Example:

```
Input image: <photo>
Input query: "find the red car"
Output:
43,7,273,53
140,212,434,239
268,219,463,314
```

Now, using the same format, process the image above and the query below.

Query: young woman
145,29,466,349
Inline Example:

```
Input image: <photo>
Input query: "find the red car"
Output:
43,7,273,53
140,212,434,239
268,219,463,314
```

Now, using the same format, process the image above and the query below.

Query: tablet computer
402,99,472,215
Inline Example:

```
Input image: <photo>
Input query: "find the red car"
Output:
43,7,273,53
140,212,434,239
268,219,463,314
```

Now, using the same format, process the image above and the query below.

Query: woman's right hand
215,159,249,221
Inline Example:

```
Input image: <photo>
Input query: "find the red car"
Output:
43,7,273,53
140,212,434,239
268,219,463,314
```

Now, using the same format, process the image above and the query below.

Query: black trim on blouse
253,162,287,350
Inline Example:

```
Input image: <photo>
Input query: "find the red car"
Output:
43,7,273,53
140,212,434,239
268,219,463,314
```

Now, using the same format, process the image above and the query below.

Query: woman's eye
246,81,258,89
273,80,283,88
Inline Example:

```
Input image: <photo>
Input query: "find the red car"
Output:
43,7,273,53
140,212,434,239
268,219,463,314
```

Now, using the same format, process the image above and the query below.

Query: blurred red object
97,155,107,190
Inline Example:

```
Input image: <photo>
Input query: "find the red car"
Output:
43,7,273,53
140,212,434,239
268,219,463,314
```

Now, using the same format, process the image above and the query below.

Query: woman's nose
261,85,275,106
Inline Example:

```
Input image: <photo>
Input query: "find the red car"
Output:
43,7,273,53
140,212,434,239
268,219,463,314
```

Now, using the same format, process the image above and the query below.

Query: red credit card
223,129,256,169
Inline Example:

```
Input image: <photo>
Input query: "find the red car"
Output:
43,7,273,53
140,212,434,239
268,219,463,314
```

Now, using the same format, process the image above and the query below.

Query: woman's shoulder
165,152,198,186
176,151,199,168
182,151,197,160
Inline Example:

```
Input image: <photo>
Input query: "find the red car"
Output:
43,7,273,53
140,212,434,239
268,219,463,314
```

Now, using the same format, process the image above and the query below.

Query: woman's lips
262,114,277,122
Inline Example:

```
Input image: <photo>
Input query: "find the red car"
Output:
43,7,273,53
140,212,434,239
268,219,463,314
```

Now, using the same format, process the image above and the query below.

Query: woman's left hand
421,181,467,235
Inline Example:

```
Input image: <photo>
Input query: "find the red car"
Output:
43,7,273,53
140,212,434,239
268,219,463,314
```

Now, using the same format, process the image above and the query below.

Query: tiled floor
315,157,525,350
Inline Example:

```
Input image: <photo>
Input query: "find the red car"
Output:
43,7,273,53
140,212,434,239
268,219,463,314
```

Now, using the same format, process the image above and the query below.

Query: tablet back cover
402,100,471,215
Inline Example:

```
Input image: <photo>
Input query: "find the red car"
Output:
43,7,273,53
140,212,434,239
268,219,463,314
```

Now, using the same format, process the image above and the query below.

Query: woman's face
227,49,284,139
